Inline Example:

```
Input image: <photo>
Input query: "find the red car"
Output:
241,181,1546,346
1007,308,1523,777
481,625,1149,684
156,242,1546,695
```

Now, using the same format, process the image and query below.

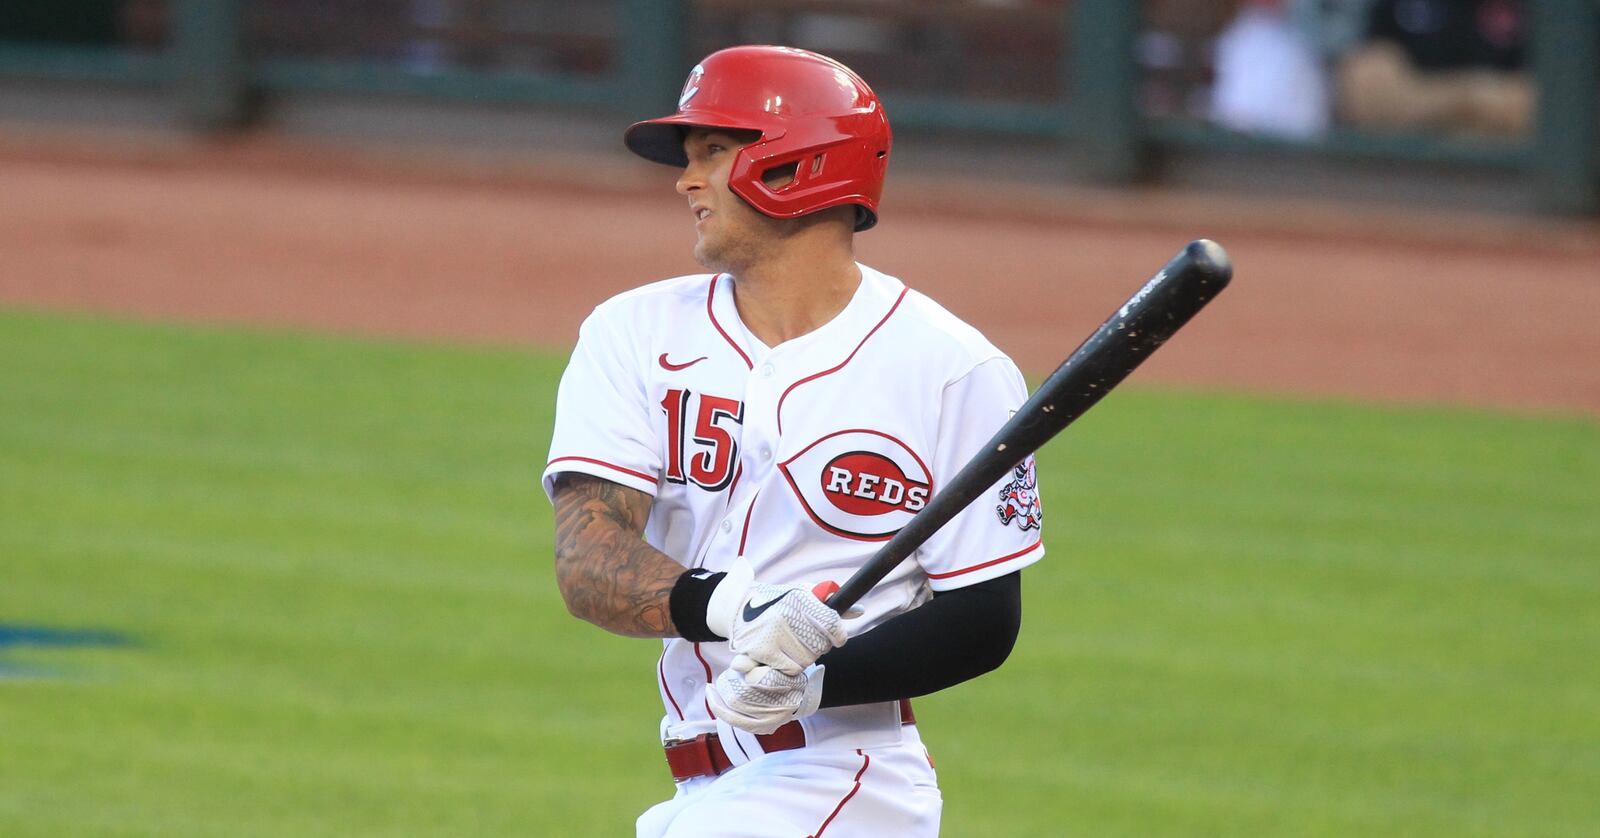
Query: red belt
664,699,915,782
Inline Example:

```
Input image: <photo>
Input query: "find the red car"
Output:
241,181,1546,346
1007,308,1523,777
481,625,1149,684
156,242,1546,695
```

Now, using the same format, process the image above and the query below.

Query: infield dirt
2,132,1596,416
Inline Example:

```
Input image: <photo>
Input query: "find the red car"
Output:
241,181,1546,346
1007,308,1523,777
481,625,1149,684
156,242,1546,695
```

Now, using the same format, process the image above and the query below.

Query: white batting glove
705,558,756,639
708,663,826,735
706,560,847,676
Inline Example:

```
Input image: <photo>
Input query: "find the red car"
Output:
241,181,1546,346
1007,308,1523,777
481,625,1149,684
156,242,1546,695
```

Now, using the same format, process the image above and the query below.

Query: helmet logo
678,64,704,111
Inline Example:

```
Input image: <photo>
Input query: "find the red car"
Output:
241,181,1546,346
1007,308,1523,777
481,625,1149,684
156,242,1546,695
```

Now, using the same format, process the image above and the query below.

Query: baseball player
544,45,1044,837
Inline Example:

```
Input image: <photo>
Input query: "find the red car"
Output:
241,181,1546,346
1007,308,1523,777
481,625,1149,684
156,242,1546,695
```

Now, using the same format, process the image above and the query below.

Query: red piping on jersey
728,725,753,761
546,456,656,486
688,463,747,571
926,539,1043,580
810,751,871,837
659,647,684,721
692,643,714,682
692,642,723,724
706,274,754,370
737,490,760,556
689,462,747,572
777,287,909,434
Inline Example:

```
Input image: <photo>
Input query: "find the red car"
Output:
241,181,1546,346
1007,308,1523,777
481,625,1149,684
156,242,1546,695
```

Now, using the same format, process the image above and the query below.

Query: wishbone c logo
679,64,705,110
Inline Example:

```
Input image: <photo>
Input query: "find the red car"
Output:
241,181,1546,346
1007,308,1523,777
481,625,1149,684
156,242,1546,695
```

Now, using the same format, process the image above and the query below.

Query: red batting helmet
624,45,892,232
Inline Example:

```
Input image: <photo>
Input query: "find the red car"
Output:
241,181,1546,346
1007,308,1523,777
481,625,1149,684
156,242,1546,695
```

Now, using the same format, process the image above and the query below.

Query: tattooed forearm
551,473,684,637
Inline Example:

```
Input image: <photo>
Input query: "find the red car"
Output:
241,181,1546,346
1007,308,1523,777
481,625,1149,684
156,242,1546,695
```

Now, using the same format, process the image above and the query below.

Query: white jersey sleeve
542,308,661,499
915,356,1045,590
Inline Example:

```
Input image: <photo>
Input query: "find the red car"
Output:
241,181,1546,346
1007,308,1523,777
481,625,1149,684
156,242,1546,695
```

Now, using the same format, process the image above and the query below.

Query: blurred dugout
0,0,1595,212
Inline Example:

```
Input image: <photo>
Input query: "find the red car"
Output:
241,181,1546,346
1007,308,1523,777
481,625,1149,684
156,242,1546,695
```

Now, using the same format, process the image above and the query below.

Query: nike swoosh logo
742,594,785,623
658,353,708,372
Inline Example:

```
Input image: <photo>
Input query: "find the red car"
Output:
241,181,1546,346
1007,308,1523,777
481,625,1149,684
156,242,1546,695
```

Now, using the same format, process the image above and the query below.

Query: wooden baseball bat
824,239,1233,613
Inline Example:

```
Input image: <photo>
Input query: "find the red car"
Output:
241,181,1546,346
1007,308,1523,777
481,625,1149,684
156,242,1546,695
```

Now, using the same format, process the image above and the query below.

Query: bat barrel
826,240,1231,614
1023,238,1232,438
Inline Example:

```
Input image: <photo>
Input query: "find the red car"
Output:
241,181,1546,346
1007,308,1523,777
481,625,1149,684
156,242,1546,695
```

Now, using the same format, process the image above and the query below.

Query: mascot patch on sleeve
995,456,1042,531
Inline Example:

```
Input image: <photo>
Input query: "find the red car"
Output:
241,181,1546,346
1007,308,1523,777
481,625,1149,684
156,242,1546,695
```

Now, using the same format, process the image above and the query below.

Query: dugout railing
0,0,1595,214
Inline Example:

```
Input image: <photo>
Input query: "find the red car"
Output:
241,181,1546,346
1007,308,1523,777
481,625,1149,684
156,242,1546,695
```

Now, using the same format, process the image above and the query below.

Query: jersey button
760,447,772,461
760,362,775,377
721,519,733,533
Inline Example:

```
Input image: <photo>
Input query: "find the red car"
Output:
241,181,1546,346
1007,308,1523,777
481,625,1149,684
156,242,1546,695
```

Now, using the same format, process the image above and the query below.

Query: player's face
677,128,792,272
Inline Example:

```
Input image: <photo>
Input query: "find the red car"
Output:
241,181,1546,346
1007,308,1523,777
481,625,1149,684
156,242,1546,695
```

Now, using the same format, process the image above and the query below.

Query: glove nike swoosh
742,594,786,622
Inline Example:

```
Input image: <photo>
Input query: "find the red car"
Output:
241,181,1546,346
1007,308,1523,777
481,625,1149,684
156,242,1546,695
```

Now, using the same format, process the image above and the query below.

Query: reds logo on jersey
780,429,931,541
996,456,1041,531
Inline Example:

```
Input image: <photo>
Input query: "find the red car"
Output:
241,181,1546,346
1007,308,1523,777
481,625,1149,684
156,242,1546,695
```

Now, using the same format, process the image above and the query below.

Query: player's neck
728,243,860,348
732,215,864,347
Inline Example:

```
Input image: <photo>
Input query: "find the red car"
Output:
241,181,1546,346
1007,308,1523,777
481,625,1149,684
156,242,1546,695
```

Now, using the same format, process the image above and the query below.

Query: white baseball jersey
542,263,1044,792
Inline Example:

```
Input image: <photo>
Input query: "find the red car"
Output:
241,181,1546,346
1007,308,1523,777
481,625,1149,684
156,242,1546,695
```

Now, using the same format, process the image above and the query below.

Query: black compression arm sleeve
815,571,1022,708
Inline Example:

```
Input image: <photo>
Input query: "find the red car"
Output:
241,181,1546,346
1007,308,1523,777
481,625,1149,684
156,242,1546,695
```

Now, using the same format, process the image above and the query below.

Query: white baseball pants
636,732,942,837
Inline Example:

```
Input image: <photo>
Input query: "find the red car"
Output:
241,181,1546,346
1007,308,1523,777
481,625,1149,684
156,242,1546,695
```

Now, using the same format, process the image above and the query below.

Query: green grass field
2,309,1596,836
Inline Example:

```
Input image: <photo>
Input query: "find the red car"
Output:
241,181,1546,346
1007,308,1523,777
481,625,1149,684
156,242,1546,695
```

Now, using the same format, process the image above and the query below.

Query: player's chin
692,237,727,271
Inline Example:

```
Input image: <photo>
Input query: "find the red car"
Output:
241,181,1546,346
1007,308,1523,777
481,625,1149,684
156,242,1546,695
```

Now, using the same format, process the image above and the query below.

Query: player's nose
675,164,707,196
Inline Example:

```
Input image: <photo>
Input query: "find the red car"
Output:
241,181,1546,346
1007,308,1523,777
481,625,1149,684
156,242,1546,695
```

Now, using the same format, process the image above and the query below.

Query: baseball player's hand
706,560,848,676
708,663,825,735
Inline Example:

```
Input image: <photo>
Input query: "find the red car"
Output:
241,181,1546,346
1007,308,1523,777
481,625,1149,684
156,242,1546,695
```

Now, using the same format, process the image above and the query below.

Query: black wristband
668,569,727,642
